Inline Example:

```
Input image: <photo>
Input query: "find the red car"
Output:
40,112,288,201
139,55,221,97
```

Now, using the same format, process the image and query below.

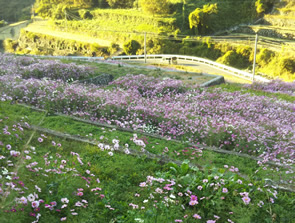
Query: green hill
0,0,35,22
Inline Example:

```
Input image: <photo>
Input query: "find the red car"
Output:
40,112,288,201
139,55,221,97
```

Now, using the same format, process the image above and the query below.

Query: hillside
0,0,34,22
2,0,295,80
0,53,295,222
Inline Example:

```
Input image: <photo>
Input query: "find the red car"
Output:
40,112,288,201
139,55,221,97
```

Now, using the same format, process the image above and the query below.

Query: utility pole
252,33,258,83
65,10,68,32
144,32,147,63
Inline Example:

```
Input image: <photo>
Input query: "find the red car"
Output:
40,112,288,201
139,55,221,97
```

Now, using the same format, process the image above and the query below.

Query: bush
279,57,295,73
3,39,19,53
106,0,135,8
256,48,275,67
123,39,141,55
217,50,247,69
140,0,171,15
78,9,93,19
108,42,120,55
0,20,6,28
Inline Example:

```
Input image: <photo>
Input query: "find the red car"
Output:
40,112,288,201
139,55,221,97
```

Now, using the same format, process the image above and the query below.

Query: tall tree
106,0,135,8
139,0,170,15
189,3,218,35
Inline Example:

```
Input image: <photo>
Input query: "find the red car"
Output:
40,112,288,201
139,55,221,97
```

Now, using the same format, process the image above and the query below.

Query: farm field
0,53,295,222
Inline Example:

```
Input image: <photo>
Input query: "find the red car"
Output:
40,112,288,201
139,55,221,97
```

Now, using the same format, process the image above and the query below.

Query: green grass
59,59,214,84
1,99,295,222
1,101,293,186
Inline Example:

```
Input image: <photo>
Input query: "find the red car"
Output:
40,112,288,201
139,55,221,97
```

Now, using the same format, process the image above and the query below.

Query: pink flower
139,182,147,187
190,195,198,201
240,192,249,197
38,138,43,143
77,192,83,196
20,196,27,204
222,188,228,193
175,220,183,222
242,196,251,205
31,201,39,208
61,217,66,221
189,200,198,206
193,214,202,219
207,220,216,223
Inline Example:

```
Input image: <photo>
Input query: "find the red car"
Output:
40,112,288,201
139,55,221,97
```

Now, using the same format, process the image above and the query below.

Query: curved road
125,58,252,83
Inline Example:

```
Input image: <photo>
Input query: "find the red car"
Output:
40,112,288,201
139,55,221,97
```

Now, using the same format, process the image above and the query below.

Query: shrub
256,48,275,67
106,0,135,8
78,9,93,19
3,39,19,53
217,50,247,68
123,39,141,55
140,0,171,15
108,42,120,55
279,57,295,73
0,20,6,27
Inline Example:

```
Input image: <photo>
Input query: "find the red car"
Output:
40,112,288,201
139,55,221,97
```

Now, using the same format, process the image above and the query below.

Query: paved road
125,58,252,83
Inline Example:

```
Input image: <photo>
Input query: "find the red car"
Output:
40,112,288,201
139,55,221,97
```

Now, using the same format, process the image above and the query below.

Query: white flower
108,152,113,156
169,194,176,199
27,194,35,202
61,198,69,203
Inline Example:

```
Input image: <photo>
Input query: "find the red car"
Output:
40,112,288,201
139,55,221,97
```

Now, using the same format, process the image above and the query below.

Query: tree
123,40,141,55
106,0,135,8
189,3,218,35
255,0,275,15
140,0,170,15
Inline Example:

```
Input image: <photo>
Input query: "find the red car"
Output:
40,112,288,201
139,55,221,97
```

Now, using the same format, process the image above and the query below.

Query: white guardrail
112,54,270,83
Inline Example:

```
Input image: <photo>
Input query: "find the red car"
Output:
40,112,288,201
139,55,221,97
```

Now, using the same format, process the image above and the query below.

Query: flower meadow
0,117,107,223
0,55,294,167
0,53,95,82
244,80,295,97
0,116,294,222
0,54,295,222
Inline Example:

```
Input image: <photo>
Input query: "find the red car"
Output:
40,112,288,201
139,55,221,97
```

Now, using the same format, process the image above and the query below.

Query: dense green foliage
0,0,34,22
140,0,171,15
255,0,276,14
123,39,141,55
0,20,6,27
189,3,218,35
106,0,135,8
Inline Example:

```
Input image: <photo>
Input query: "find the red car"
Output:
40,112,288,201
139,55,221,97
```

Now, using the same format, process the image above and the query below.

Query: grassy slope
0,0,34,22
2,101,294,222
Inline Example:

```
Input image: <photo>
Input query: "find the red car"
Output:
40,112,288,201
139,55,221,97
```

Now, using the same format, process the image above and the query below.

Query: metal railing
112,54,270,82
